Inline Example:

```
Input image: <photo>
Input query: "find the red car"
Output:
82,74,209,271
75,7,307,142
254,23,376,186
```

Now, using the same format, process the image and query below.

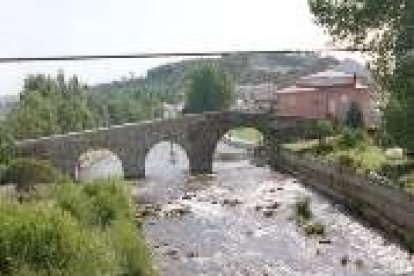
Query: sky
0,0,363,95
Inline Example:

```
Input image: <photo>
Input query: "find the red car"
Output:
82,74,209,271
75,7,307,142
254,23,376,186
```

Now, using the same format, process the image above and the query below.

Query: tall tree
184,65,234,113
7,73,96,139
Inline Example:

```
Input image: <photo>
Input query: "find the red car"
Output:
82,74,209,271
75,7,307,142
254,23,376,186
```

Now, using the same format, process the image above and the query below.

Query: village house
234,83,277,112
273,70,373,126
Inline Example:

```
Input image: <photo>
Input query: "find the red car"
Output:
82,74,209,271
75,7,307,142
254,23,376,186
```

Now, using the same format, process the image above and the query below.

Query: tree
308,0,414,150
7,73,96,139
345,101,363,129
0,125,14,164
184,65,234,113
384,54,414,151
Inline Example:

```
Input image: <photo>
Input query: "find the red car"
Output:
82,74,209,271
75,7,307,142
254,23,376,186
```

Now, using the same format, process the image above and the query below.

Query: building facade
274,70,373,126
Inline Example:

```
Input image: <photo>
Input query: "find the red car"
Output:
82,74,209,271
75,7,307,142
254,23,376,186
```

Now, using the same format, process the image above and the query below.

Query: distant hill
91,52,339,104
332,58,371,83
87,53,340,125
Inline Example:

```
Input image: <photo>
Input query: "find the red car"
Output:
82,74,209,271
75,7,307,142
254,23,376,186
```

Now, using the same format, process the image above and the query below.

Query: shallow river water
94,142,414,275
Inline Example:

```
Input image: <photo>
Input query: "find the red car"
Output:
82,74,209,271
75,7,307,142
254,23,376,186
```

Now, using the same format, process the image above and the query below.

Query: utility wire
0,49,373,64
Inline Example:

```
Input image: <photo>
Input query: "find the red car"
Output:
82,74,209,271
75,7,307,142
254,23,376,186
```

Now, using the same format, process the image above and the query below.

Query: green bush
294,197,312,223
0,202,116,275
314,120,334,145
3,158,64,192
303,221,325,236
338,127,367,149
83,179,133,227
51,182,96,227
109,218,155,276
0,179,155,275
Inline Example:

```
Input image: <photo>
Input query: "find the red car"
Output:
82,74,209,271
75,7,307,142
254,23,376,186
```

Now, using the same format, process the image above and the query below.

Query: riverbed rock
164,249,178,256
162,203,190,217
265,201,280,210
255,205,263,211
222,198,242,207
318,239,332,245
182,194,192,200
340,255,349,266
262,209,274,218
186,251,198,258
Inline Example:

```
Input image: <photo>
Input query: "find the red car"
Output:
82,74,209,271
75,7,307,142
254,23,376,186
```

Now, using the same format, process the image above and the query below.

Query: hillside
87,53,340,125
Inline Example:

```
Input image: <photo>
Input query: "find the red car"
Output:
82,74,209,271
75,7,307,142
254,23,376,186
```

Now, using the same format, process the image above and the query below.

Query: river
81,142,414,275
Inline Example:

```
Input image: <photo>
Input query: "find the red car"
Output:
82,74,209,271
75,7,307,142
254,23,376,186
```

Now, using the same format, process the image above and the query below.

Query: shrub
51,182,96,227
338,127,367,149
314,120,334,145
0,202,117,275
3,158,64,192
303,221,325,236
0,179,155,275
108,219,155,276
294,197,312,223
83,179,133,227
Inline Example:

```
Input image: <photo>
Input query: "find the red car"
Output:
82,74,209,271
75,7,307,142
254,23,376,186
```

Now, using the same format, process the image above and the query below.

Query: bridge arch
145,141,190,178
76,148,124,181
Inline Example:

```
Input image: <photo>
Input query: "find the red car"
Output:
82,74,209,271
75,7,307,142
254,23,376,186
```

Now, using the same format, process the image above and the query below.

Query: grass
228,128,262,143
294,197,312,223
292,197,326,237
332,145,387,172
283,130,414,196
283,132,401,173
0,179,155,275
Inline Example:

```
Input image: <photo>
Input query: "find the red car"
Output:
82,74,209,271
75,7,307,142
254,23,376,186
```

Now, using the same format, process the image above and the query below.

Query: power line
0,49,373,64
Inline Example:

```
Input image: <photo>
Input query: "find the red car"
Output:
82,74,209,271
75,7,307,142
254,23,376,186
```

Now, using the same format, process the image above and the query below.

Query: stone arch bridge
15,112,314,179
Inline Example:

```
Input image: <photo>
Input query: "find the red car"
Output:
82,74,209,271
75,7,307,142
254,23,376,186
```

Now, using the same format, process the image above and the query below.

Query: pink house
274,70,372,126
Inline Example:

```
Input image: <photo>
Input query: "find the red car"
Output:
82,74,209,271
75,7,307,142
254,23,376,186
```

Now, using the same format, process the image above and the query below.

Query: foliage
303,221,325,236
227,128,263,143
338,127,367,149
184,65,234,113
308,0,411,85
0,179,155,275
3,158,64,192
0,125,15,164
51,179,133,228
294,197,312,223
6,73,96,140
108,218,154,276
384,53,414,152
314,120,334,145
83,179,133,227
345,101,363,129
0,202,116,275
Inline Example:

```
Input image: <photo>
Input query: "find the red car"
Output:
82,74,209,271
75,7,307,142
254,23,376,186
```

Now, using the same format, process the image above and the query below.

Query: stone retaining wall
274,148,414,248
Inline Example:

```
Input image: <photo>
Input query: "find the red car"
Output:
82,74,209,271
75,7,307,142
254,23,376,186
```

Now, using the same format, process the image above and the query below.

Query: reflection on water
82,142,414,275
